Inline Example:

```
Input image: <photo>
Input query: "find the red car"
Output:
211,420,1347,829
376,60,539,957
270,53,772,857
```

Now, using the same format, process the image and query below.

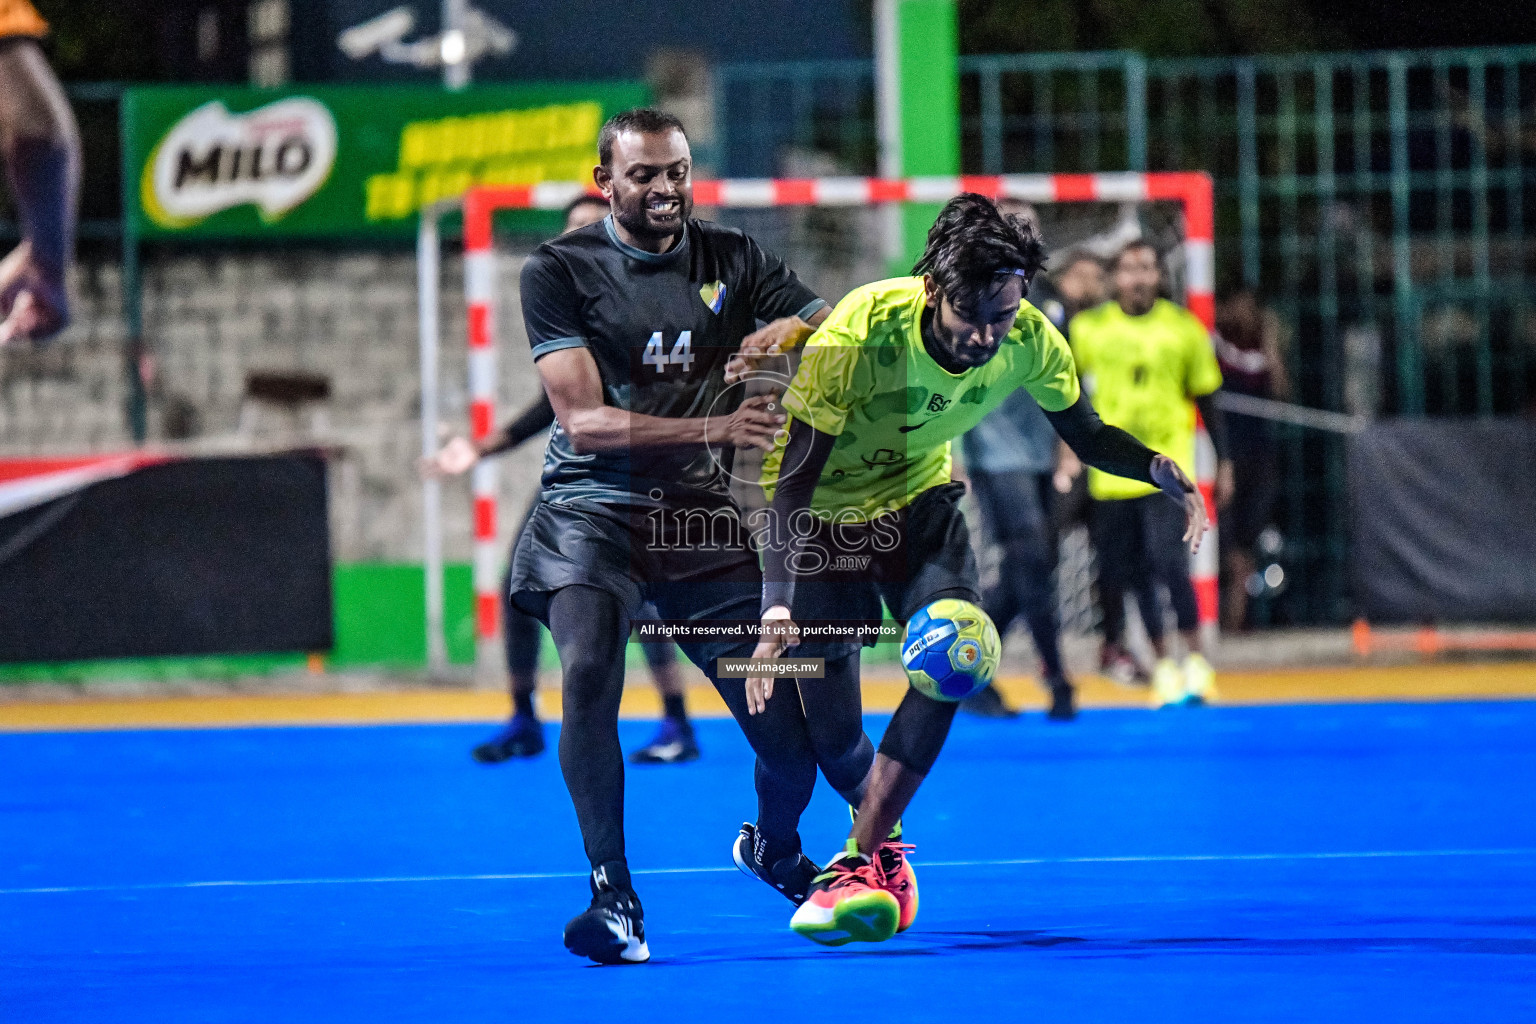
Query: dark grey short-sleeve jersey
520,215,823,507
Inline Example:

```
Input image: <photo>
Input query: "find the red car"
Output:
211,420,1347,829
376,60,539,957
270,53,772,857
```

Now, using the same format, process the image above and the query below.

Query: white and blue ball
900,598,1002,701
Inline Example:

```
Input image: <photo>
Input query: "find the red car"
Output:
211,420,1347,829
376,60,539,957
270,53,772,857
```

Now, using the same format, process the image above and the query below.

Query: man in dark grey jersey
426,194,698,767
511,108,874,964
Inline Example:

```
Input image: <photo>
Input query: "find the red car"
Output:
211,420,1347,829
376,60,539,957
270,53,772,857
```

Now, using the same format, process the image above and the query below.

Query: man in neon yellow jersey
737,195,1209,945
1067,240,1233,707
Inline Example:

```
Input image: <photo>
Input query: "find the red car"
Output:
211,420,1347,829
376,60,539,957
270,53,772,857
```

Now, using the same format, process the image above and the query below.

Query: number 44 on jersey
642,331,695,374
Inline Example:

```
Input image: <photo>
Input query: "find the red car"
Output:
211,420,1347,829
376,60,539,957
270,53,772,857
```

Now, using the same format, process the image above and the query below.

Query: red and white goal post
419,172,1218,679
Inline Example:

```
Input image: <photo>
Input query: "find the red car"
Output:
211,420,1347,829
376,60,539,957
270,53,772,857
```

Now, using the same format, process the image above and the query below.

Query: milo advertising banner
123,82,648,239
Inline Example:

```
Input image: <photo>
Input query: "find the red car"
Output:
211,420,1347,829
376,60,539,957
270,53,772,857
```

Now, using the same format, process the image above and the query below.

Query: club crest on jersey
699,281,726,314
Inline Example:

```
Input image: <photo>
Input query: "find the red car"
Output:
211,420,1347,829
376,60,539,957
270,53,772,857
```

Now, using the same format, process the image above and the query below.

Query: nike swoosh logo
897,422,929,433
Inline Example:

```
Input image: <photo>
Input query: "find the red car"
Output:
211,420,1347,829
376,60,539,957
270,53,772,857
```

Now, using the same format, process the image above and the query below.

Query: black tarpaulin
1349,419,1536,623
0,453,332,662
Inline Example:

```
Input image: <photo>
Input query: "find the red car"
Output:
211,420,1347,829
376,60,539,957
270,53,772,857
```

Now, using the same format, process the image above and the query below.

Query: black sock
513,689,537,719
593,858,634,894
662,693,687,722
758,828,801,866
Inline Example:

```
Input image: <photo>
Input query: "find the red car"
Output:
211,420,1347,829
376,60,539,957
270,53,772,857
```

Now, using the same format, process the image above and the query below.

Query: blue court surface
3,701,1535,1022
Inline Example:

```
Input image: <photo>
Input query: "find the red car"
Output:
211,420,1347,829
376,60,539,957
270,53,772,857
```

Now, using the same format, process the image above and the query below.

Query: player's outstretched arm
1043,393,1209,552
537,346,785,453
420,393,557,477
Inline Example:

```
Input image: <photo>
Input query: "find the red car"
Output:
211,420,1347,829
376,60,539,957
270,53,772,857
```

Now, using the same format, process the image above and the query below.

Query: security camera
337,6,415,60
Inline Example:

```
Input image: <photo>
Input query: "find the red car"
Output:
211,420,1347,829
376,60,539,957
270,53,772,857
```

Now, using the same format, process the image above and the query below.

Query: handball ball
900,599,1001,701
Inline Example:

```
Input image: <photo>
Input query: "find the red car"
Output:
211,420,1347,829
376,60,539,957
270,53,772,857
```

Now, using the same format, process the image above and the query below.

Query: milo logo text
142,98,338,228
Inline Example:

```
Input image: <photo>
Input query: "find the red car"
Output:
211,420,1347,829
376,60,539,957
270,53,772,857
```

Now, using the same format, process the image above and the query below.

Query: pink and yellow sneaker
789,840,900,945
875,826,919,932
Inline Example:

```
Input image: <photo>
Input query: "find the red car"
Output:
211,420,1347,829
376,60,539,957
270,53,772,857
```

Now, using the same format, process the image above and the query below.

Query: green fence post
1125,53,1147,172
1035,69,1054,171
1164,70,1184,170
1433,57,1457,413
1350,65,1374,331
119,89,146,445
1503,62,1527,413
1468,59,1493,417
1236,59,1260,291
1388,55,1420,414
979,61,1002,173
1314,61,1347,618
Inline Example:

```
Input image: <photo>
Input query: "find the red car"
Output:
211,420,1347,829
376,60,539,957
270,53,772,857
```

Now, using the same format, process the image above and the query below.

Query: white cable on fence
1214,392,1369,435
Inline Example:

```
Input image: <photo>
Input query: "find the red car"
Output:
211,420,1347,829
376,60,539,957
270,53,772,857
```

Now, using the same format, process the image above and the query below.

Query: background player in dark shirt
425,195,698,767
510,109,874,965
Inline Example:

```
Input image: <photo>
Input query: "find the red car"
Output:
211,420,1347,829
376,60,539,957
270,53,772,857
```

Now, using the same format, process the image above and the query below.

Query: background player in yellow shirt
739,195,1208,945
0,0,78,344
1067,241,1234,706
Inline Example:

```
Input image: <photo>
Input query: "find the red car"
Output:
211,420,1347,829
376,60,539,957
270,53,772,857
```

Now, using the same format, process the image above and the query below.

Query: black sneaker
959,683,1020,719
1045,675,1078,722
562,861,650,965
731,822,822,906
471,713,545,763
628,717,700,765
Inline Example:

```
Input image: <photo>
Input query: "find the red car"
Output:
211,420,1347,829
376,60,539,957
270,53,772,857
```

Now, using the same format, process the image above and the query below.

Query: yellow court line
1010,661,1536,711
0,661,1532,732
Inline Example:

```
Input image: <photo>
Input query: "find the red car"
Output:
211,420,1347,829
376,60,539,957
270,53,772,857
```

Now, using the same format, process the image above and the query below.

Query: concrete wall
0,248,543,563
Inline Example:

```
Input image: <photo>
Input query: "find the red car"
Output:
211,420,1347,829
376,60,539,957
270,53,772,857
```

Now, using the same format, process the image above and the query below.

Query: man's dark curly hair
911,193,1047,313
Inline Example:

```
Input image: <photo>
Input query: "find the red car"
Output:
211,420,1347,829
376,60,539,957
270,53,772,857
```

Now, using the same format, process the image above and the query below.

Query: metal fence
714,46,1536,625
10,59,1535,625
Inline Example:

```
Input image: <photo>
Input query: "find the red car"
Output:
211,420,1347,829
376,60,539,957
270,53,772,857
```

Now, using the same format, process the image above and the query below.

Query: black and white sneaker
731,822,822,906
628,717,700,765
562,861,650,965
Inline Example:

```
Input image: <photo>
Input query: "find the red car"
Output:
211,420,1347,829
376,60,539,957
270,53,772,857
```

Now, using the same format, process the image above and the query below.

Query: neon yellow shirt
1069,298,1223,501
762,277,1080,520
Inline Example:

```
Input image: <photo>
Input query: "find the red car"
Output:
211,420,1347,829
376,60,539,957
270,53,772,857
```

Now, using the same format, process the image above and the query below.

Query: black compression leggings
710,652,873,855
548,586,632,870
879,687,961,776
547,585,874,870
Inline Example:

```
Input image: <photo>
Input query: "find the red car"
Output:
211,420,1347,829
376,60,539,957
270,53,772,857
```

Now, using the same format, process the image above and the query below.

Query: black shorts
788,482,981,657
507,498,761,668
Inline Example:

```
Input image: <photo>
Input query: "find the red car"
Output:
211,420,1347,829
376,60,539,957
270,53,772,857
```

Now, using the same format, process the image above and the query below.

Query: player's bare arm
422,394,558,477
1053,438,1082,494
538,344,785,453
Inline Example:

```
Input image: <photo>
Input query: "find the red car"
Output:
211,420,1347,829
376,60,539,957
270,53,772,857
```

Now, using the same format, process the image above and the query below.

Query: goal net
420,174,1216,676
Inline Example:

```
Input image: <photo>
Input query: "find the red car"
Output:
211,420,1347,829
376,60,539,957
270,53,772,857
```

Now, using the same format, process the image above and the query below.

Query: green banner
123,82,648,240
